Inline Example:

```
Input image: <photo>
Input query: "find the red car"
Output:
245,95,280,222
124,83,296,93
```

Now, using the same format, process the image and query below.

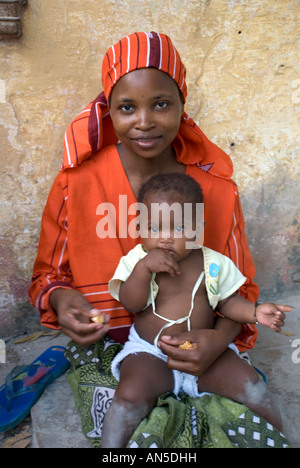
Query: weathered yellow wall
0,0,299,335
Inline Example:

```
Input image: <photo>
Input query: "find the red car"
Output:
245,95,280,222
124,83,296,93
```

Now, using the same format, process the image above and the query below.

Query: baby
101,173,290,448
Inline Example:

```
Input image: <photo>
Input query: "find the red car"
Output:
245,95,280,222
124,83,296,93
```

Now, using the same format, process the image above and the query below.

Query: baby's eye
149,225,159,234
174,226,184,234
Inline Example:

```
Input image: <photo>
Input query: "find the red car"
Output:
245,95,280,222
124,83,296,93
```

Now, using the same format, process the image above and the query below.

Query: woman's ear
179,92,185,117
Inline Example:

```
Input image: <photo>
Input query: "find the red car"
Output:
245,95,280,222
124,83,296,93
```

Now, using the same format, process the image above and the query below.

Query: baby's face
139,193,204,261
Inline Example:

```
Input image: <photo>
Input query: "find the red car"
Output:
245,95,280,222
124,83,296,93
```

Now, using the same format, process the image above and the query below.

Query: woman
29,32,287,448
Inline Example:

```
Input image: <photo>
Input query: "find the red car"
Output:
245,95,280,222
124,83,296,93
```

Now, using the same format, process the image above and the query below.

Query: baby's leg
101,352,174,448
197,348,282,431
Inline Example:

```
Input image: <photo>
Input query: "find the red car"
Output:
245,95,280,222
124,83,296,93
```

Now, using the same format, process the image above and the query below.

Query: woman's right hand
50,288,110,346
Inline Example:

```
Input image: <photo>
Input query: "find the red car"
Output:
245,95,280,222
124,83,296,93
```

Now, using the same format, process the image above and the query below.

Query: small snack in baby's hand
179,341,194,349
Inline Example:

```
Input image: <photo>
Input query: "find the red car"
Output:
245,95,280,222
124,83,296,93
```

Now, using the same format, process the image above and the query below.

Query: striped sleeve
29,171,74,329
224,187,259,351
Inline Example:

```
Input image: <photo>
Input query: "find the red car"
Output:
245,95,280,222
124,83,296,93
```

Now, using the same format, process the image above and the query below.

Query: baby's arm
119,248,180,313
218,295,292,332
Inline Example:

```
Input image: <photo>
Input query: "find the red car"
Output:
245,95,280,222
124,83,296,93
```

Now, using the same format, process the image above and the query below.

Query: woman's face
109,68,184,162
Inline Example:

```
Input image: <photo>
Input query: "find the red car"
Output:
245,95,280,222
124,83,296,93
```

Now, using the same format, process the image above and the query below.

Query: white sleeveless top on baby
109,244,246,347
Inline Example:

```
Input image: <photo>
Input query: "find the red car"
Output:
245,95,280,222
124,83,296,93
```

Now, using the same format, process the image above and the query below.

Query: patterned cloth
64,337,291,449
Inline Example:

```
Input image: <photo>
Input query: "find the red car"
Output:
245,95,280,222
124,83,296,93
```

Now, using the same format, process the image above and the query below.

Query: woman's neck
117,143,185,198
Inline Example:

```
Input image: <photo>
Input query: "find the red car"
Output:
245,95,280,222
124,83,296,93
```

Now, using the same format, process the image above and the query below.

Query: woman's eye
175,225,184,233
155,101,168,109
121,104,134,112
149,226,159,234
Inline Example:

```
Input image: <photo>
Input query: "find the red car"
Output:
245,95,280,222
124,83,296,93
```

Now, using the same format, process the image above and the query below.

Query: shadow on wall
242,171,300,300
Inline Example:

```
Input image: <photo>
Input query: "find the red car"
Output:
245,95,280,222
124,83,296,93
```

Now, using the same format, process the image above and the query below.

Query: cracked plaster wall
0,0,299,336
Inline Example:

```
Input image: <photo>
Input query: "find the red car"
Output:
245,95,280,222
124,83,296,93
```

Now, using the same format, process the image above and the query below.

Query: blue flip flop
254,367,267,383
0,346,70,432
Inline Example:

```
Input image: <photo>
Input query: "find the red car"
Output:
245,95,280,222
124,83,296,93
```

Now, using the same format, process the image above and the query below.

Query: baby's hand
256,303,292,332
141,248,180,277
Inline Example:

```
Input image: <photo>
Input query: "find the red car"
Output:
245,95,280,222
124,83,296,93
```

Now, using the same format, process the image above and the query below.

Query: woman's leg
101,352,174,448
197,348,283,431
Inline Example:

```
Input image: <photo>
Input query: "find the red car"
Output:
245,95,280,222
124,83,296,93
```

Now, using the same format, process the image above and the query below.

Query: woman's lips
131,137,161,148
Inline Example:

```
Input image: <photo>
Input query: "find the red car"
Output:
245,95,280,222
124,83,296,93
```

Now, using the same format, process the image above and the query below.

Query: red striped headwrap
102,31,187,102
62,31,233,184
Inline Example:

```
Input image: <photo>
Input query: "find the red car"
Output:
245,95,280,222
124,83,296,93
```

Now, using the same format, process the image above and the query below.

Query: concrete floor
250,294,300,447
0,293,299,448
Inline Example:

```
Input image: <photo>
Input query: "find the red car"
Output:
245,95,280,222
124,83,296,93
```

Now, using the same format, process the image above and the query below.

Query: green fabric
65,337,291,449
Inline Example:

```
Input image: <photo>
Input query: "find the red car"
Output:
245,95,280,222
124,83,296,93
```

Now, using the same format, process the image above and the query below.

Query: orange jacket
29,110,259,351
